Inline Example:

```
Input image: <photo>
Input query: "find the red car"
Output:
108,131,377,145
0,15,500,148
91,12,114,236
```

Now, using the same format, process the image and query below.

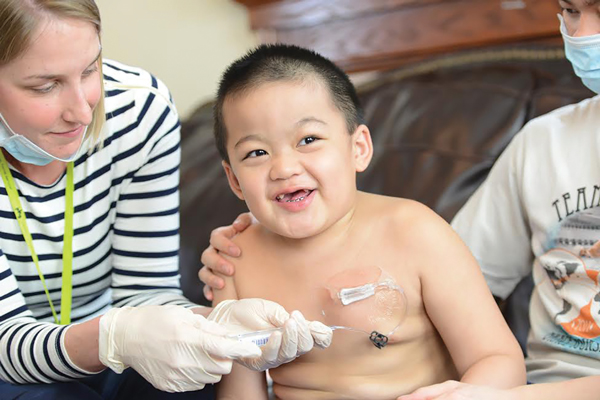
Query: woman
0,1,330,399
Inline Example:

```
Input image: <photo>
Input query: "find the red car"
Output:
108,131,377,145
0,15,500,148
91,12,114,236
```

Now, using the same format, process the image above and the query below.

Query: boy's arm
410,203,526,388
212,272,268,400
398,376,600,400
216,362,268,400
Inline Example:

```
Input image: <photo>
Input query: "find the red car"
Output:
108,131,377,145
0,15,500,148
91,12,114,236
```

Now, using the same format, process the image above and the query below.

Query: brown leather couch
178,44,593,349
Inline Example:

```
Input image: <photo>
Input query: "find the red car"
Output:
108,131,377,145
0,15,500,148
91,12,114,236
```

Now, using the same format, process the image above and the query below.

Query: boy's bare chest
235,247,419,341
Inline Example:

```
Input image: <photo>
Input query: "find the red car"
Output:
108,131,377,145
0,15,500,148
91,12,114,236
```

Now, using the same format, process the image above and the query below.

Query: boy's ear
222,161,245,201
352,124,373,173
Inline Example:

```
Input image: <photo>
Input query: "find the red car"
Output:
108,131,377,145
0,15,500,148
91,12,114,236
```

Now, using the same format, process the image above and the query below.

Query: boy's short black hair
214,44,364,162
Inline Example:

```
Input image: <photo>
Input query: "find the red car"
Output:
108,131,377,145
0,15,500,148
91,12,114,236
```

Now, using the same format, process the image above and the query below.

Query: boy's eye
299,136,319,146
244,149,268,159
562,7,578,15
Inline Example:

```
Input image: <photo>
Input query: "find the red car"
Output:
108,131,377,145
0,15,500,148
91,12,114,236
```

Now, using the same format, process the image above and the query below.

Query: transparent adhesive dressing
226,266,407,349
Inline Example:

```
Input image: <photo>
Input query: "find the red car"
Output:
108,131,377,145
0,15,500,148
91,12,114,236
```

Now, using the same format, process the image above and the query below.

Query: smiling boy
211,44,525,400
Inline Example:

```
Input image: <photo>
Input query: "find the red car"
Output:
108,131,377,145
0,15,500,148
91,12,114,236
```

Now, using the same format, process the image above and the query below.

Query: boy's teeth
276,189,311,202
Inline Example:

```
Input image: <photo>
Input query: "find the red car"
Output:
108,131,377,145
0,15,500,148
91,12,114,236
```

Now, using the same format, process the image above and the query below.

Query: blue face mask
559,14,600,94
0,113,86,166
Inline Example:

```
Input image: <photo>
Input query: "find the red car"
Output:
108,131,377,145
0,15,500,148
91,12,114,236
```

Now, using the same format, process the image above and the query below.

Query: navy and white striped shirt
0,60,196,384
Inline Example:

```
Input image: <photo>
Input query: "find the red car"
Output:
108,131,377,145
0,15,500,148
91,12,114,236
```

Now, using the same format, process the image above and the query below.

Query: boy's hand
209,299,333,371
199,212,255,301
397,380,512,400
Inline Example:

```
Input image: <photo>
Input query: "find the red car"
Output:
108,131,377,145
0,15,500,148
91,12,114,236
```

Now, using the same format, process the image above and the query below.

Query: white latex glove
98,305,261,393
208,299,332,371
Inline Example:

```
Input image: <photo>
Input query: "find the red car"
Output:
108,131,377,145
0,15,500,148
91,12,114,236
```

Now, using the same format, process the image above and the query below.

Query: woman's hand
397,380,513,400
199,212,255,301
209,299,333,370
98,305,261,393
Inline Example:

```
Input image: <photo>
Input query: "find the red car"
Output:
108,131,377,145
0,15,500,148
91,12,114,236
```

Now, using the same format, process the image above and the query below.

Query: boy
211,44,525,399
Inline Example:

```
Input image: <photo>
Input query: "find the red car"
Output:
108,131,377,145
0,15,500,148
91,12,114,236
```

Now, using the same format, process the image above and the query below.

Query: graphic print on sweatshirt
543,209,600,344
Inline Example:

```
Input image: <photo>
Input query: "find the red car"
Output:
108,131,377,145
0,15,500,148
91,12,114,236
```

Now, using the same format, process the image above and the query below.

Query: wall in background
97,0,258,119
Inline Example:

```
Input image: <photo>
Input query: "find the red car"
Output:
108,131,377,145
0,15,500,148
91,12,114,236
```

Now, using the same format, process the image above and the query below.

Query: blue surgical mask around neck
559,14,600,94
0,113,86,166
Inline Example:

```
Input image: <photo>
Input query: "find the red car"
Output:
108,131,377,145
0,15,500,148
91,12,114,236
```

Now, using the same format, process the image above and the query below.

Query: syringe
226,279,404,348
226,325,352,347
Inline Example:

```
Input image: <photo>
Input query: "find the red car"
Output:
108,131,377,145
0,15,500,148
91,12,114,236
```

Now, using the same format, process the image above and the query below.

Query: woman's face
0,17,102,159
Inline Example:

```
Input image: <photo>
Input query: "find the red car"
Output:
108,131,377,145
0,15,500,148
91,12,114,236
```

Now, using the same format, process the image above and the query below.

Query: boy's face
559,0,600,36
222,80,372,239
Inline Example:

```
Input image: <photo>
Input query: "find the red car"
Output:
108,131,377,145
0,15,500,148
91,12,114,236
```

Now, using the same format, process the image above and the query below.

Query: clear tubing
227,268,407,348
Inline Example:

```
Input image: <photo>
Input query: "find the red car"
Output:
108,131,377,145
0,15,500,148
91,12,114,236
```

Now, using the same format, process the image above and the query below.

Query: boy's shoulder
226,222,274,269
359,192,445,231
359,192,457,258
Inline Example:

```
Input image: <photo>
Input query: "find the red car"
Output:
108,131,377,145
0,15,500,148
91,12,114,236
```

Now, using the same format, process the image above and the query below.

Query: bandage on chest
227,266,407,349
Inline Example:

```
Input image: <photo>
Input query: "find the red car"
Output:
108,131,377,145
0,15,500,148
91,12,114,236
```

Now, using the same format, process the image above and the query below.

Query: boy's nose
269,153,303,181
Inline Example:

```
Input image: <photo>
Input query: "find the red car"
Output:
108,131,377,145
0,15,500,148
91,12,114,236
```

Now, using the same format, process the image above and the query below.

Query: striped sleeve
109,73,197,308
0,62,201,385
0,253,92,384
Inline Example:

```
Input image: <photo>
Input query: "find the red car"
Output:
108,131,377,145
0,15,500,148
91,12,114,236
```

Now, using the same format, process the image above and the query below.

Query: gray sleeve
451,131,534,299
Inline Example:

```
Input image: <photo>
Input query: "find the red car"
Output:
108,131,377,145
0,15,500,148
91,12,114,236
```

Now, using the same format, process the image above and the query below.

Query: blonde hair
0,0,106,147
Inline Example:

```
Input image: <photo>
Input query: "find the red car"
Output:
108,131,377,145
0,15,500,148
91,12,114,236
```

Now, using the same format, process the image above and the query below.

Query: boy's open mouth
275,189,314,203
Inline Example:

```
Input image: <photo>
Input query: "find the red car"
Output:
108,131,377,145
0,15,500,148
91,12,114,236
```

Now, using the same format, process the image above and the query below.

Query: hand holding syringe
227,278,406,349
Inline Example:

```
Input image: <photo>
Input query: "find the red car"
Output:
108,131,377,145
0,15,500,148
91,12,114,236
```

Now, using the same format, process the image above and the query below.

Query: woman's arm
62,308,211,373
109,74,198,309
64,317,104,372
0,251,100,384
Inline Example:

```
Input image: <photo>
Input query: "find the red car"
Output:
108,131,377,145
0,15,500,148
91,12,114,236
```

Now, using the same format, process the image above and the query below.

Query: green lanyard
0,152,73,325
